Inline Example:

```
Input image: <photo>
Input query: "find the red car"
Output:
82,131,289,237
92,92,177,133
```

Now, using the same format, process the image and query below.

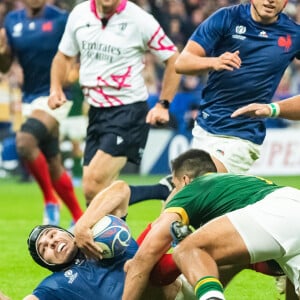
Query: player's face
250,0,287,24
24,0,47,10
37,229,77,265
96,0,121,15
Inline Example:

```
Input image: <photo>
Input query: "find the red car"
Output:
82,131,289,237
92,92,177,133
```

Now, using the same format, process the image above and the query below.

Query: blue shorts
84,102,149,166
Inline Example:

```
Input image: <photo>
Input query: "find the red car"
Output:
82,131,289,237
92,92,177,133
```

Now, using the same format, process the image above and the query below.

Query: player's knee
18,118,49,158
83,180,101,205
16,133,36,158
172,242,190,267
83,172,113,205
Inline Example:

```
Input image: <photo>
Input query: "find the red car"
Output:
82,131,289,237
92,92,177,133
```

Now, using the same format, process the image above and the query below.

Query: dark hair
27,225,79,272
171,149,216,179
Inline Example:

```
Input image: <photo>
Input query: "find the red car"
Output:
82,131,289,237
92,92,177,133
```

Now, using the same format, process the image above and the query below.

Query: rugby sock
129,184,170,205
25,151,58,204
194,276,224,300
137,223,181,285
52,171,84,222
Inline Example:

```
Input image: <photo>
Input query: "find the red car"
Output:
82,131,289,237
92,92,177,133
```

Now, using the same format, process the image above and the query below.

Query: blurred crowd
1,0,300,178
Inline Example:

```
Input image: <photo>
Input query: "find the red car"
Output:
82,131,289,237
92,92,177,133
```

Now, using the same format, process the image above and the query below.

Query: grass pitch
0,174,296,299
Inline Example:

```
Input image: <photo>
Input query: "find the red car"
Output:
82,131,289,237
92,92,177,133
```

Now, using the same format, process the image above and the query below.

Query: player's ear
182,174,191,186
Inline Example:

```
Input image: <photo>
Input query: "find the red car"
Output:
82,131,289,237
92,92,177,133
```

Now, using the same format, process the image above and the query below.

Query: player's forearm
122,262,151,300
276,95,300,120
159,52,181,102
50,51,73,93
175,51,213,75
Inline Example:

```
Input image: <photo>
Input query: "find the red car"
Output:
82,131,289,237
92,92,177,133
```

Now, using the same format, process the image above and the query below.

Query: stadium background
0,0,300,299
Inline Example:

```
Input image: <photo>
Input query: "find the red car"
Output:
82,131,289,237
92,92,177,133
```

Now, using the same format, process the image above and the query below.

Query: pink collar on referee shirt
90,0,127,19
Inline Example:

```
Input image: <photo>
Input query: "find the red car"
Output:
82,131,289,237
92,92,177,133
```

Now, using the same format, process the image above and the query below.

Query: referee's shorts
84,101,149,166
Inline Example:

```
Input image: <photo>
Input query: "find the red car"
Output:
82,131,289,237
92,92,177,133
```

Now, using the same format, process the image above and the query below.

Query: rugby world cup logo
235,26,246,35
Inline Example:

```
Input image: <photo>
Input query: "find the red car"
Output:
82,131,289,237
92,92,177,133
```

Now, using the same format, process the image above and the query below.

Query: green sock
194,276,224,299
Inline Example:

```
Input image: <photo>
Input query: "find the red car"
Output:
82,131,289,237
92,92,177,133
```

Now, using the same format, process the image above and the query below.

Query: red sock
137,223,181,286
52,171,83,222
25,152,58,204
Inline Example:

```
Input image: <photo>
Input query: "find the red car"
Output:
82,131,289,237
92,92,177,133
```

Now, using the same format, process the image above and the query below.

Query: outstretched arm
175,40,241,75
74,180,131,259
231,96,300,120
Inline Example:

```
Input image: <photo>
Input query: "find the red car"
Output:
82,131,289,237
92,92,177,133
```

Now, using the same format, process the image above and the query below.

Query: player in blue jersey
0,0,83,225
23,224,139,300
21,223,193,300
175,0,300,175
174,2,300,297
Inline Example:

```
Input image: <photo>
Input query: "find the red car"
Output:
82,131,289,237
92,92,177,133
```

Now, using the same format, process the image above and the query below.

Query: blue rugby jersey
32,238,138,300
191,3,300,145
4,5,68,103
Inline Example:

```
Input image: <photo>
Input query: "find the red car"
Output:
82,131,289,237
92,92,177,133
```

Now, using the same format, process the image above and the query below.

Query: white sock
199,290,225,300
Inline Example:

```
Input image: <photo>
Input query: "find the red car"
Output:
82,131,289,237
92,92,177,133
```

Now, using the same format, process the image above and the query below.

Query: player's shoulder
70,0,90,14
44,4,69,19
279,11,300,29
123,1,155,22
4,8,25,22
212,3,244,19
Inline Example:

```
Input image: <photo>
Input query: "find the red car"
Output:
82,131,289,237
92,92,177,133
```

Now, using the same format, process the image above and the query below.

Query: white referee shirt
59,0,177,108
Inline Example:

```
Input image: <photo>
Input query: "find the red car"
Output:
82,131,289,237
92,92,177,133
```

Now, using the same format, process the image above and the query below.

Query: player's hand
0,290,10,300
0,28,8,55
231,103,271,118
146,105,170,125
213,50,241,71
74,222,104,260
48,90,67,109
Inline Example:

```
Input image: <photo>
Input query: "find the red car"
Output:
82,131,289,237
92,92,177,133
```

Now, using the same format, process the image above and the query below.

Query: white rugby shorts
192,124,261,173
22,96,73,124
60,115,88,141
226,187,300,296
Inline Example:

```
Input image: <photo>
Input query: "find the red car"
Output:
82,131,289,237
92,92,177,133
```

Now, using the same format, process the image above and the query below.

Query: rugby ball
92,215,131,259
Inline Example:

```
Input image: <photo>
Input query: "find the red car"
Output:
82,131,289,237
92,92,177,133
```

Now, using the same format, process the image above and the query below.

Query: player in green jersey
123,149,300,300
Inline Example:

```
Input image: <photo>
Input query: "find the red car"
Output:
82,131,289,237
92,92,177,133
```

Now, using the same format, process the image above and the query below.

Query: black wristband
157,99,170,109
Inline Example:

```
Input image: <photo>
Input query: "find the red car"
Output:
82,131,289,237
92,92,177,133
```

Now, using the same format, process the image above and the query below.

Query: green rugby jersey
165,173,283,229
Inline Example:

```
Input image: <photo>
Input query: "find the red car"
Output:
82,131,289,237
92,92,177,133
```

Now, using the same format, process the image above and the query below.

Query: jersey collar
90,0,127,20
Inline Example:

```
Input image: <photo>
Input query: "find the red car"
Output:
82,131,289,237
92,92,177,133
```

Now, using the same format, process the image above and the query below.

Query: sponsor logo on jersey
201,111,209,119
278,35,292,52
29,22,35,30
12,23,22,37
64,269,78,284
259,31,268,38
116,136,124,145
236,26,246,34
119,23,127,31
215,149,225,156
232,25,246,40
42,21,53,32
